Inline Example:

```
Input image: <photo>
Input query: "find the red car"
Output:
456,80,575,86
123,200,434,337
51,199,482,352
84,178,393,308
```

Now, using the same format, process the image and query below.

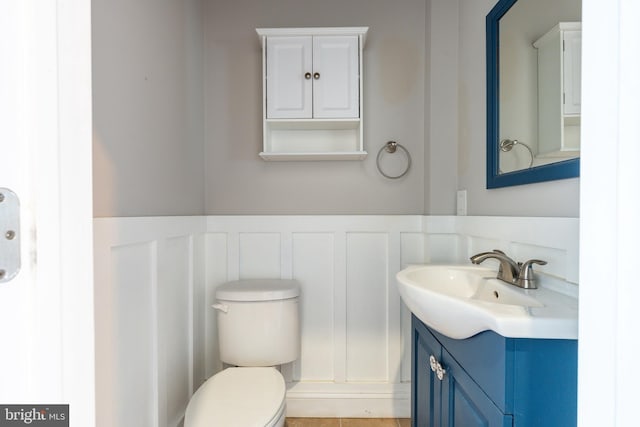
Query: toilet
184,279,300,427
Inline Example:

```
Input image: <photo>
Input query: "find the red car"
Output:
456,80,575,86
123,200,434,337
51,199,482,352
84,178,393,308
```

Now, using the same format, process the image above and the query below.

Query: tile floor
285,418,411,427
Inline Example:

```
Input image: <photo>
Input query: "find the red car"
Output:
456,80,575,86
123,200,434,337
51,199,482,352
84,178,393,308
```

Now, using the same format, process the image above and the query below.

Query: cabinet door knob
429,355,446,380
313,72,320,80
304,72,312,80
436,363,446,381
429,355,438,372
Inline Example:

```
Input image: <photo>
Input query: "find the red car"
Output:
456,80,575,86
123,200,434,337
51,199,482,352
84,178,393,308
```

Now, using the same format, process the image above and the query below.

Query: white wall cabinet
534,22,581,158
257,27,368,161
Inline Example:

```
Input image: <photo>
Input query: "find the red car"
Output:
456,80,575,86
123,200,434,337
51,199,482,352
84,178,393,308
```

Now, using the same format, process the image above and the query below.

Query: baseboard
285,382,411,418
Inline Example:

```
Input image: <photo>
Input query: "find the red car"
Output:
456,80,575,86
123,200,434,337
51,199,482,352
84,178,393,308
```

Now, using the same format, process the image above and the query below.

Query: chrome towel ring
499,138,533,169
376,141,411,179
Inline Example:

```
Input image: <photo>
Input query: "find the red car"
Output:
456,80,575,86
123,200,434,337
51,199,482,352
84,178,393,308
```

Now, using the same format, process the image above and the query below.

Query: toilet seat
184,367,286,427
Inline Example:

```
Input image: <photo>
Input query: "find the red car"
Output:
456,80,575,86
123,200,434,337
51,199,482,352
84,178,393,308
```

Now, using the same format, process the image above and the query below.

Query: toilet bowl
184,279,300,427
184,367,286,427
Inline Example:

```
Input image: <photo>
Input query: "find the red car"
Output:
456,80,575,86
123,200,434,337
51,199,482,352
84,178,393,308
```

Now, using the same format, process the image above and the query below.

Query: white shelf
259,151,368,161
564,115,581,126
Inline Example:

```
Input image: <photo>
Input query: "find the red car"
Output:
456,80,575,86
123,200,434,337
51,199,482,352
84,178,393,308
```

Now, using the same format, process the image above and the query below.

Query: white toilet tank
214,279,300,367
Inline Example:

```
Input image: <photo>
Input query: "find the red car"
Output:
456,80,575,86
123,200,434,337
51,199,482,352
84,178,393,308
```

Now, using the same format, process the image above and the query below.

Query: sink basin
396,265,578,339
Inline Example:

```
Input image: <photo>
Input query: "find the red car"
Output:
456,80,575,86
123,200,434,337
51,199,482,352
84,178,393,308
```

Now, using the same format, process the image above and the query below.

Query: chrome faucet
470,249,547,289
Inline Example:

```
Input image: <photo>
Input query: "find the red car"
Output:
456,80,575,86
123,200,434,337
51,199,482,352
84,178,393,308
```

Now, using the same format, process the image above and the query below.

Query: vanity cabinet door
440,348,513,427
413,325,442,427
413,316,512,427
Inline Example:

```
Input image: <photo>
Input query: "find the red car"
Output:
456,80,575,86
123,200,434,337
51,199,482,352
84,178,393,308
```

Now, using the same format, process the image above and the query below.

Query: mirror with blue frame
486,0,581,188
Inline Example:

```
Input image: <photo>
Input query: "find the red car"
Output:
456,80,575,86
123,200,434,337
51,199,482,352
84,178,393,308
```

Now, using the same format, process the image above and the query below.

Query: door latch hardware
0,188,21,283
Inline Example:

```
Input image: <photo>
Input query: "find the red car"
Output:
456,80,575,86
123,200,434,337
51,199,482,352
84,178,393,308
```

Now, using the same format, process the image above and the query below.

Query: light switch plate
456,190,467,216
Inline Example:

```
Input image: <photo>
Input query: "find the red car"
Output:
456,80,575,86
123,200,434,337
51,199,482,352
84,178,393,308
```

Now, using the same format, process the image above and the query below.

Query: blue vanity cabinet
411,315,577,427
413,316,510,427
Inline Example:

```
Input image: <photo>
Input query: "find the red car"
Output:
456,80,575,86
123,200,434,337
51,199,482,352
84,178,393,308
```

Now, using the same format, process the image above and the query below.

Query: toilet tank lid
215,279,300,301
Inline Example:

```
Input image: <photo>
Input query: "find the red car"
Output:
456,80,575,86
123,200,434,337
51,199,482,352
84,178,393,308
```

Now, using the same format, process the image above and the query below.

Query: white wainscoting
94,217,206,427
422,216,580,292
93,215,579,424
204,216,424,417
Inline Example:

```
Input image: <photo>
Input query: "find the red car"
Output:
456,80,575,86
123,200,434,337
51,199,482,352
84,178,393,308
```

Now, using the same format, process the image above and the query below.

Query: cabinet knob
429,355,446,381
304,72,312,80
313,72,320,80
429,355,438,372
436,364,446,381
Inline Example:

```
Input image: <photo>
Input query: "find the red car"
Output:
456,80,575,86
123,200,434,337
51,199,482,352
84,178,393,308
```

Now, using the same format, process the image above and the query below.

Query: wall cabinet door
562,30,581,116
266,36,313,119
266,35,359,119
312,36,359,118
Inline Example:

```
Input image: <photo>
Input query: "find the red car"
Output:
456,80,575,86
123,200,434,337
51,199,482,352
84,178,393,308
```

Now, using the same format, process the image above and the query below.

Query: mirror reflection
498,0,581,174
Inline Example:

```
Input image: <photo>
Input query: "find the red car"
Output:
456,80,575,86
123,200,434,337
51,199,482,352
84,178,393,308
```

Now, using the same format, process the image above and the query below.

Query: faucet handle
490,249,512,277
518,259,547,282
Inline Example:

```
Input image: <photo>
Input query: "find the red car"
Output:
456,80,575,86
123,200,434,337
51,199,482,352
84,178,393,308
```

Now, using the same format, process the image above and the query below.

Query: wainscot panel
94,215,578,422
94,217,206,427
205,216,423,417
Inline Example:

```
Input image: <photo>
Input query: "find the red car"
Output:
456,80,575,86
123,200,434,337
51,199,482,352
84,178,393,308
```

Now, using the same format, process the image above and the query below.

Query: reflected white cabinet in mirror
534,22,581,159
257,27,368,161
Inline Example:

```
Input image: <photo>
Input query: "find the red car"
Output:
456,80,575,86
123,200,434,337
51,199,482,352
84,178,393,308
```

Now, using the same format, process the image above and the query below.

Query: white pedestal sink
396,265,578,339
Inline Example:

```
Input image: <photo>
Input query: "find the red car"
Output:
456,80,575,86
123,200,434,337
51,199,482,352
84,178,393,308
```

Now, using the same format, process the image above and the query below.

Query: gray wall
92,0,205,217
203,0,427,214
425,0,459,214
92,0,580,218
